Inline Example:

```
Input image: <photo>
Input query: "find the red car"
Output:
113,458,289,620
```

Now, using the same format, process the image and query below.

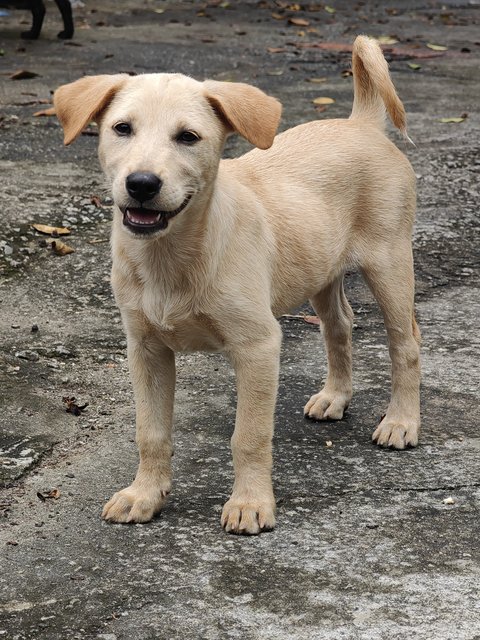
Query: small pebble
15,350,39,362
443,497,455,505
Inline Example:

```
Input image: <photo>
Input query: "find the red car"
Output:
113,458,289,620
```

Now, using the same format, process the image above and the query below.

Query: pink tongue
127,209,160,225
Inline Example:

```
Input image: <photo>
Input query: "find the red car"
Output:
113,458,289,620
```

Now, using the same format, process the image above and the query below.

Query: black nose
126,172,162,203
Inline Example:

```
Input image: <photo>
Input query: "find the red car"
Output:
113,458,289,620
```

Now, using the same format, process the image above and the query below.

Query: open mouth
123,195,192,234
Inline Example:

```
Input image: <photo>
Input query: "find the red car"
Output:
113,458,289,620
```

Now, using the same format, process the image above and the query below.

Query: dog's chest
141,284,223,353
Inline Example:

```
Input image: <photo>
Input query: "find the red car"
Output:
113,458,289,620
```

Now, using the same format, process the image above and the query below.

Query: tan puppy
54,36,421,535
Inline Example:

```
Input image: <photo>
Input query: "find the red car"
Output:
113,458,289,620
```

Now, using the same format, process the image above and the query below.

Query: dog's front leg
102,312,175,524
222,324,282,535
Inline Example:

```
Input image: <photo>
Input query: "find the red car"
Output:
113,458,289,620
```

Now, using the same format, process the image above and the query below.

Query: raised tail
350,35,412,142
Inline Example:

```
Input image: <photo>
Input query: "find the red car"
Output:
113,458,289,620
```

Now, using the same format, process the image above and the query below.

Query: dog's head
54,73,281,238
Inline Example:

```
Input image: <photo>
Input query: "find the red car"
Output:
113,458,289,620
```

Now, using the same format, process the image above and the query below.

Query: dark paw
21,30,40,40
57,29,74,39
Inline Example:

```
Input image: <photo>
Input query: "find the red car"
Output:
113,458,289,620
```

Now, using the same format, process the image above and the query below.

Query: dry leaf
304,315,321,325
426,43,448,51
50,240,75,255
376,36,398,45
439,117,466,123
267,47,287,53
271,12,285,19
312,97,335,105
153,8,164,13
37,488,61,501
325,5,336,13
32,223,71,236
90,195,102,207
33,107,55,117
408,63,421,70
288,17,310,26
63,396,89,416
306,77,327,83
287,3,301,10
10,69,40,80
341,69,353,77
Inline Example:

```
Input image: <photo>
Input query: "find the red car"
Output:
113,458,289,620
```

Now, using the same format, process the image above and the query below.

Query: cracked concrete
1,1,479,639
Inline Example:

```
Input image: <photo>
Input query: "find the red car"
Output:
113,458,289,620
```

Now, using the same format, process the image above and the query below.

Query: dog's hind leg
304,275,354,421
361,241,421,449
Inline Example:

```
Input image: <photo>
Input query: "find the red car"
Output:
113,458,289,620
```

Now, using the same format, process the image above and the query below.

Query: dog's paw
221,495,276,535
21,30,40,40
57,29,74,40
372,416,419,449
304,389,350,421
102,484,169,524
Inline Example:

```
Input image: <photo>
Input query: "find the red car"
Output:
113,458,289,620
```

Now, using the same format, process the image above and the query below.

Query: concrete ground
0,1,479,638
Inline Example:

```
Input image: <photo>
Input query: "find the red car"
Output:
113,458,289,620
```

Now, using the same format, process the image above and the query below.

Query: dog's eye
113,122,132,136
176,130,200,145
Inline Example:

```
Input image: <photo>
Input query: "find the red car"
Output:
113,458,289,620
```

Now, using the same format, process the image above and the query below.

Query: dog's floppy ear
204,80,282,150
54,74,128,145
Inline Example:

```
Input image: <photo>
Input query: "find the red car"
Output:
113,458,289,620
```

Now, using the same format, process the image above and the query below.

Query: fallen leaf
287,3,301,10
37,488,61,501
341,69,353,77
10,69,40,80
6,540,18,546
426,43,448,51
325,5,336,13
304,315,321,325
153,8,165,13
439,117,466,123
32,223,71,236
312,97,335,105
90,195,102,207
407,63,421,70
63,396,89,416
306,77,327,83
376,36,398,45
33,107,55,117
50,240,75,255
271,12,285,19
202,37,217,43
267,47,287,53
288,17,310,26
